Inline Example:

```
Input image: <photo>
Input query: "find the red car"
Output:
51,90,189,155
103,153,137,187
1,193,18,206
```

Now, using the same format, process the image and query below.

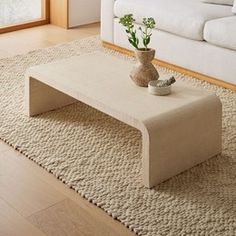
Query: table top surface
26,51,214,124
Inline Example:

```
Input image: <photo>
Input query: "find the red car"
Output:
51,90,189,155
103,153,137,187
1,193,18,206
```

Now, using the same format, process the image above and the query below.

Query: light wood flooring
0,23,100,58
0,24,135,236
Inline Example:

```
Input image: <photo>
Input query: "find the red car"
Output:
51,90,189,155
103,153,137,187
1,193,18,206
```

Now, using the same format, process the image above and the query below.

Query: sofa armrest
101,0,116,43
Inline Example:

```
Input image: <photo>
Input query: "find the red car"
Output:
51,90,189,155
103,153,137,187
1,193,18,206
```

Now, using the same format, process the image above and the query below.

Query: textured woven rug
0,36,235,236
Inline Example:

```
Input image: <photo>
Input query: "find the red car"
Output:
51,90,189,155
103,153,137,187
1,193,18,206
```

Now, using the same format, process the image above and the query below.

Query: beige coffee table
24,52,222,188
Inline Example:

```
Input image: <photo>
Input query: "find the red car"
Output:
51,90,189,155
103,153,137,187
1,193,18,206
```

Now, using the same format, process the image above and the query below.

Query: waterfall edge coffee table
24,52,222,188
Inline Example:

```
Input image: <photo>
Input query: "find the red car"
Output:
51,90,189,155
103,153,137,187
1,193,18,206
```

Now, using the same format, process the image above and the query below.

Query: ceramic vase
130,49,159,87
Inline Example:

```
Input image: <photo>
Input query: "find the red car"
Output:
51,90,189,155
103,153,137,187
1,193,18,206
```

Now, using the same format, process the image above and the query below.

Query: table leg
25,77,76,116
141,95,222,188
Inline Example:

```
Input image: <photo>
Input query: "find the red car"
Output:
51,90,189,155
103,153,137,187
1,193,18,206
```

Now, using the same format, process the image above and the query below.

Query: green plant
119,14,139,49
119,14,156,50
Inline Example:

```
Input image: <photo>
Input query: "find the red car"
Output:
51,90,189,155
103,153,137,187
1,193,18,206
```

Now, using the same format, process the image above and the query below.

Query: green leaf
128,38,134,44
143,38,146,45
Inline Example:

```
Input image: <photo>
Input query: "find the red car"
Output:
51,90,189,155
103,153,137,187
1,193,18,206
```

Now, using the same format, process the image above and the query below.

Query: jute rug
0,36,235,236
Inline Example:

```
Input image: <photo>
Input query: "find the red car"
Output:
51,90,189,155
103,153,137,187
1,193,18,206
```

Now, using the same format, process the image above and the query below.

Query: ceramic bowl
148,80,171,96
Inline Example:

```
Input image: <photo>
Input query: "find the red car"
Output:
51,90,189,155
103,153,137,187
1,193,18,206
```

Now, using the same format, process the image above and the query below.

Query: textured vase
130,49,159,87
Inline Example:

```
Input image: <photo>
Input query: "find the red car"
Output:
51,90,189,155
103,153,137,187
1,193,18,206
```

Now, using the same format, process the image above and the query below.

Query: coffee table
24,52,222,188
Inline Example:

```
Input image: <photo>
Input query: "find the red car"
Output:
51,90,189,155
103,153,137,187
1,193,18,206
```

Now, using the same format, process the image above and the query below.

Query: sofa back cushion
201,0,233,5
233,0,236,13
114,0,234,41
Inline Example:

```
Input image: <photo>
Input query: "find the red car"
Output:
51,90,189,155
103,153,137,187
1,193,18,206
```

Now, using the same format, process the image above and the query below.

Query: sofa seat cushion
114,0,233,40
204,16,236,50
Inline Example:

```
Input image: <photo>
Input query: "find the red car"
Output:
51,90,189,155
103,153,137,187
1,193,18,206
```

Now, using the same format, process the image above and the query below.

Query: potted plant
119,14,159,87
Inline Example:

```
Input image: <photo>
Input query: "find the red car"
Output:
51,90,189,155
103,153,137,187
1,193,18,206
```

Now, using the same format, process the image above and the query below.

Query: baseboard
102,41,236,92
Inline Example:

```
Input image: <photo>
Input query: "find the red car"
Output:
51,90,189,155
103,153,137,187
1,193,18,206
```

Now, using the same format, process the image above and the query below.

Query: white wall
69,0,101,27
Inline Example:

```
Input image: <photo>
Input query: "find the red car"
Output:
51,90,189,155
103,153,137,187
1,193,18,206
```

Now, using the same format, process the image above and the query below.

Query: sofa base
103,41,236,92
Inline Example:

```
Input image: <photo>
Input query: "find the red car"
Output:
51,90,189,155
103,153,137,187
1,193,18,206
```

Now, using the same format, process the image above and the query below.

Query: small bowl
148,80,171,96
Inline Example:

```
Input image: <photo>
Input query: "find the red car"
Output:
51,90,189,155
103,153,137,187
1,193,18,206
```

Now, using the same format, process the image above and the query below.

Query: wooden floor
0,23,100,57
0,24,135,236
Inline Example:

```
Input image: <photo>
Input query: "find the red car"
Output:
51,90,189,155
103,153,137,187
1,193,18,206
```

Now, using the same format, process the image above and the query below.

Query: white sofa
101,0,236,87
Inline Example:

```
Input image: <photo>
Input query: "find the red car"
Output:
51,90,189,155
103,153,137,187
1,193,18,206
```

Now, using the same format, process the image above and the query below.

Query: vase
130,49,159,87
